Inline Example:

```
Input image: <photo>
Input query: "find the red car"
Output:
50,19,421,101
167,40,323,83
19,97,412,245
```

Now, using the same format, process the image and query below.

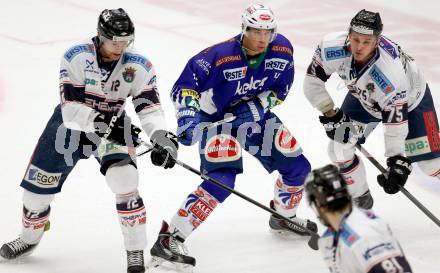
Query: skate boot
127,250,145,273
148,221,195,272
353,190,374,209
269,201,318,236
0,237,39,260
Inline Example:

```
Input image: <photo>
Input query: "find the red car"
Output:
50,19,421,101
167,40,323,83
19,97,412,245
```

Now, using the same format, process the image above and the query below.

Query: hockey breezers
356,143,440,227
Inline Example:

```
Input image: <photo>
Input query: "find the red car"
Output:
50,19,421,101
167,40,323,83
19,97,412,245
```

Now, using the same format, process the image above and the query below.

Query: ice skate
147,221,195,273
269,201,318,237
127,250,145,273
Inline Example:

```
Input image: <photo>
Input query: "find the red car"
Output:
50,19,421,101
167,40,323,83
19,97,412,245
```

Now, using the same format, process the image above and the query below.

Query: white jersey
59,37,166,137
319,207,412,273
304,31,426,156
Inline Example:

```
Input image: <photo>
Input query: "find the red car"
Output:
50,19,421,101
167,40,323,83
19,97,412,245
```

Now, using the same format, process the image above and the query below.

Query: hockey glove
230,99,266,128
150,130,179,169
94,114,141,146
319,109,357,144
176,107,201,146
377,155,412,194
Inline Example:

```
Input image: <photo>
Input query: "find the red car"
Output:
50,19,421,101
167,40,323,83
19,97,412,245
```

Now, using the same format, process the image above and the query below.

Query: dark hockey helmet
305,164,351,207
97,8,134,42
349,9,383,36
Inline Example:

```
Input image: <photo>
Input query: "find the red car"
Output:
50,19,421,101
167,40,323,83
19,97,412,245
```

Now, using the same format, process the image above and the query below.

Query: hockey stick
112,116,236,167
136,138,320,250
355,143,440,227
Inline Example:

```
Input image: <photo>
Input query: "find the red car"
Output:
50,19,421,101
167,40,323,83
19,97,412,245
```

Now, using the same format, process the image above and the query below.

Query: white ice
0,1,439,272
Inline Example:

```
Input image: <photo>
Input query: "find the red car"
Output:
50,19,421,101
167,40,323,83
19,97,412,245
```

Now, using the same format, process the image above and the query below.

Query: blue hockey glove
176,107,201,146
377,155,412,194
230,99,266,128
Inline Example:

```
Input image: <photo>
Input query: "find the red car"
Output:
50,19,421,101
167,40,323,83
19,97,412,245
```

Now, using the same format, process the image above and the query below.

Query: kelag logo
223,67,247,81
235,76,268,95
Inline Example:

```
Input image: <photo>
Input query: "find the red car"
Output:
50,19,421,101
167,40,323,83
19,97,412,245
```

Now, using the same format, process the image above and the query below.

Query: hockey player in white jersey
304,9,440,208
0,9,178,273
305,164,413,273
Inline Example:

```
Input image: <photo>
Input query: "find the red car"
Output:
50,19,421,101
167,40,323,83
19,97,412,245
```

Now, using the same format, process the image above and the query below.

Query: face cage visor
99,34,134,48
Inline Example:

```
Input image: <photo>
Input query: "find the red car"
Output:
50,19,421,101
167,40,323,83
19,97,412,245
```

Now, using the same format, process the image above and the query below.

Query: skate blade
146,256,194,273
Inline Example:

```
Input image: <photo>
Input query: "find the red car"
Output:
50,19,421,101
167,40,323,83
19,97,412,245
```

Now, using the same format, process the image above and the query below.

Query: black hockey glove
150,130,179,169
377,155,412,194
94,114,141,147
319,109,357,144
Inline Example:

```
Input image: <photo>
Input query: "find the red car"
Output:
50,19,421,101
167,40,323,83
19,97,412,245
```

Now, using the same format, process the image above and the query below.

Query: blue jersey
171,34,294,118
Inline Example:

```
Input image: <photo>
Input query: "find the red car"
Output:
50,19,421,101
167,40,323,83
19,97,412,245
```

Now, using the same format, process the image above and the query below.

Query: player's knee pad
337,154,369,198
417,157,440,178
277,154,311,186
22,189,54,211
105,164,139,195
327,140,356,163
200,169,237,203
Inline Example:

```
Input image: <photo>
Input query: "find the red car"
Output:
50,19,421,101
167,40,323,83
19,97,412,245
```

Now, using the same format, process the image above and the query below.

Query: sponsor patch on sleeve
324,46,349,61
64,44,93,62
122,53,152,71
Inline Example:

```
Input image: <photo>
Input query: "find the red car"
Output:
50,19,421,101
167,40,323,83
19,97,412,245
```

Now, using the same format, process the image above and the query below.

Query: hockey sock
116,191,147,251
20,205,50,245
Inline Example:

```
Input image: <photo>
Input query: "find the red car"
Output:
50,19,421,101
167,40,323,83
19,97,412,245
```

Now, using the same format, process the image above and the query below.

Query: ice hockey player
147,3,317,270
305,164,413,273
303,9,440,209
0,8,178,273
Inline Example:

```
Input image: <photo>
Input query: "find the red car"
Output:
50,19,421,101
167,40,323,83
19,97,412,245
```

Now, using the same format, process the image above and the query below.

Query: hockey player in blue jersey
305,165,412,273
304,9,440,209
147,4,317,269
0,9,178,273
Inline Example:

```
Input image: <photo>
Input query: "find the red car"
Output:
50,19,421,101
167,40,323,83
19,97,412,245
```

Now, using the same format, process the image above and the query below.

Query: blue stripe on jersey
64,44,93,62
132,88,161,113
62,83,85,102
379,37,399,59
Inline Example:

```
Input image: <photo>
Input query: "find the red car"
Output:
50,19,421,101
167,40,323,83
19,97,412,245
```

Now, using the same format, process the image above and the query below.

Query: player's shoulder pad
193,35,241,68
320,31,351,62
269,33,293,58
63,41,95,63
122,48,153,72
344,208,386,245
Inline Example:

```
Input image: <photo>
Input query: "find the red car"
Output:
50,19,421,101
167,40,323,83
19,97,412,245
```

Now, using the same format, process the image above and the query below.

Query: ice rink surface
0,0,439,272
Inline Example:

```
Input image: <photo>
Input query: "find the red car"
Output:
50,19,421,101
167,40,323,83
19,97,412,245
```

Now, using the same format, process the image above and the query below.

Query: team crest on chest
123,67,136,83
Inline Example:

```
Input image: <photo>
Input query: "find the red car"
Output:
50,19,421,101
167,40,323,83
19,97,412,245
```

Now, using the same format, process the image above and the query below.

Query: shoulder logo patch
64,44,94,62
122,53,152,71
368,64,395,95
324,46,348,61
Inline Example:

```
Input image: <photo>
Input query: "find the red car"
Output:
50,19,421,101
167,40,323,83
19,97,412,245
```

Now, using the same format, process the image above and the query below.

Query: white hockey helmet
241,4,277,42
